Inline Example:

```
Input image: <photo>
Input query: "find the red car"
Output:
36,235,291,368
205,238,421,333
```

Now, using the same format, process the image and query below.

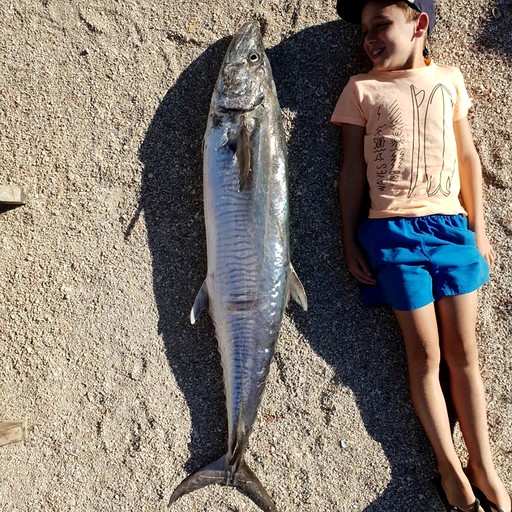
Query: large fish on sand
169,21,307,512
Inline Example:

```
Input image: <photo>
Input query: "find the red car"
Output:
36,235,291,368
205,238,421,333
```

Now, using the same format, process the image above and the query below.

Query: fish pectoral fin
236,121,252,191
226,122,251,191
190,281,209,324
289,264,308,311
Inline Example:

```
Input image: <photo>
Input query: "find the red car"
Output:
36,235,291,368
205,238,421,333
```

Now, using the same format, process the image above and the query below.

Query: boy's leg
394,303,476,509
437,292,511,511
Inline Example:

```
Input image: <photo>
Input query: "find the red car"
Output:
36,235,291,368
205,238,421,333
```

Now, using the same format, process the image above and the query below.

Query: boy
331,1,511,511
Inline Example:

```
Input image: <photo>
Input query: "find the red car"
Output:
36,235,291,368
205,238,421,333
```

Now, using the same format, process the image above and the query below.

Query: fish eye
248,52,260,63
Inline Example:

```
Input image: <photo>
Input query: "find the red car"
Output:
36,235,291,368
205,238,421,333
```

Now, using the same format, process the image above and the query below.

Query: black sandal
471,484,506,512
433,475,484,512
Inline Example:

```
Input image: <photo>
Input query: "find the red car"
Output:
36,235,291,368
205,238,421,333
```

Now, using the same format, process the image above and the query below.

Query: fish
169,20,307,512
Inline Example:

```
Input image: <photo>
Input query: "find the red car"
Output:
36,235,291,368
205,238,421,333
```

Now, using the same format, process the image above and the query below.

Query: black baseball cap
336,0,436,35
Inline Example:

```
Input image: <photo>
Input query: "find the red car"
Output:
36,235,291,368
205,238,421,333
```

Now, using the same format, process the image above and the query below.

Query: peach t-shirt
331,63,471,218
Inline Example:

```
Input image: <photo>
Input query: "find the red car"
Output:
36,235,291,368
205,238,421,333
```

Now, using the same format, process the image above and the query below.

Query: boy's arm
454,116,495,266
339,123,376,284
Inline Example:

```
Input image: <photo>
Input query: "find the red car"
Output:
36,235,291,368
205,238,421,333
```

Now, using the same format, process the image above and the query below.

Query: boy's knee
442,336,479,371
405,343,441,374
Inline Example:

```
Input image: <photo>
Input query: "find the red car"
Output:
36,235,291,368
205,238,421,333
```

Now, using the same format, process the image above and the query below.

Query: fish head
215,21,271,112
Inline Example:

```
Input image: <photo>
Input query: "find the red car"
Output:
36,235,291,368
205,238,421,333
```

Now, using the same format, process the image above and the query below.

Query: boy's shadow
137,21,434,510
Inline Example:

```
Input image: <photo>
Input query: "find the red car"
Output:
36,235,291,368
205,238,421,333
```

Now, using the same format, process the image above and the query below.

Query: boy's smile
362,2,428,71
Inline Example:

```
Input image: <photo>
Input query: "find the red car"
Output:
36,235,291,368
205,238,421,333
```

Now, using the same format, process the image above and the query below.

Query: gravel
1,1,510,510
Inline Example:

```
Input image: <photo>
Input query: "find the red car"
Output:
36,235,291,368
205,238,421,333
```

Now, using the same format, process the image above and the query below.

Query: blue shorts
357,215,490,311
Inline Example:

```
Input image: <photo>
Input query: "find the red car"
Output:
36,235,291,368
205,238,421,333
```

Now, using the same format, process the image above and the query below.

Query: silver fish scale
204,118,288,436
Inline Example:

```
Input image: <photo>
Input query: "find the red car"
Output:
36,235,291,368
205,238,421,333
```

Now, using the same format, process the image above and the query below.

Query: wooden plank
0,185,26,205
0,420,28,447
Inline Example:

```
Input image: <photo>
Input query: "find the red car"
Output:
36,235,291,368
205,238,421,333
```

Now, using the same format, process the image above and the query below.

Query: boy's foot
433,474,483,511
464,464,511,512
472,485,506,512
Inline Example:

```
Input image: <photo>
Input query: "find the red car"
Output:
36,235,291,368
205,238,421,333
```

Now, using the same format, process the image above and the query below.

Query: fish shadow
137,21,436,511
137,36,232,473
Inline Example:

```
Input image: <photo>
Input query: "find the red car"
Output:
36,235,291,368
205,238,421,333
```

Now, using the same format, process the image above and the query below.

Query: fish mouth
217,94,264,113
229,21,261,47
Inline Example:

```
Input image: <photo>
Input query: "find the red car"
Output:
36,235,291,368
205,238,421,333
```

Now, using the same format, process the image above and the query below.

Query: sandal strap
472,484,507,512
450,500,482,512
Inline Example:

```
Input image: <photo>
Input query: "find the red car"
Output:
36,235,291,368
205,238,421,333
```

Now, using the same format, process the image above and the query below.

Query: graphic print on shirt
372,83,456,198
374,101,406,193
423,84,456,197
409,83,455,197
409,86,425,197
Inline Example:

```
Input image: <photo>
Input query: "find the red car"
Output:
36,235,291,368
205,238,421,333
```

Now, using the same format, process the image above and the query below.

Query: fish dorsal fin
289,264,308,311
190,281,209,324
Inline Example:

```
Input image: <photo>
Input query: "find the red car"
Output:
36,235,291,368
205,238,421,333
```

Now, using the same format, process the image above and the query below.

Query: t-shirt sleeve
330,77,367,127
453,68,472,121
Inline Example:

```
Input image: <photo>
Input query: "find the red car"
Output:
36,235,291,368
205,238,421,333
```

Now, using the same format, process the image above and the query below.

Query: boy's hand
475,231,496,268
345,244,377,285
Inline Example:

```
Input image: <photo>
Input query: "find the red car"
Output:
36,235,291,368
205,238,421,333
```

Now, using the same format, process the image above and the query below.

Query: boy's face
361,1,425,71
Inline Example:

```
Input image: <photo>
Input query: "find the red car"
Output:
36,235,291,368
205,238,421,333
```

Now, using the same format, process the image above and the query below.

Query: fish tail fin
233,460,278,512
169,455,226,505
169,455,277,512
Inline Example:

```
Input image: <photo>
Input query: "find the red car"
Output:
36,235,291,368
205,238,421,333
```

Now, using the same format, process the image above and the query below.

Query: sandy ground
0,1,511,510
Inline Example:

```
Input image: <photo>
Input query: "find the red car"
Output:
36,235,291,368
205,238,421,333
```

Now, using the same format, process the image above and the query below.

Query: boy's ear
416,12,430,36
